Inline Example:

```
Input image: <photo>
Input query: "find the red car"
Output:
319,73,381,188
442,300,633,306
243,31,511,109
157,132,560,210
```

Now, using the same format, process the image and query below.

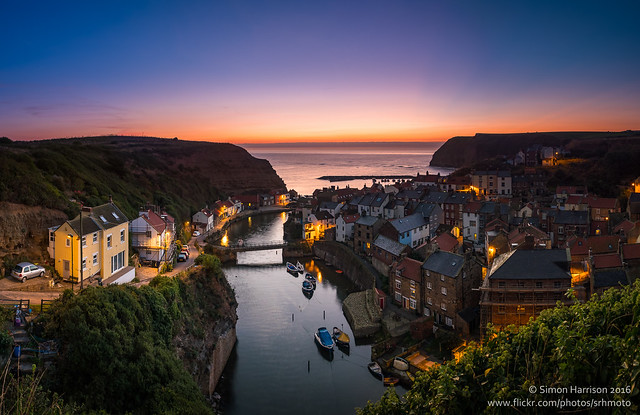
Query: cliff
429,130,640,167
0,135,285,220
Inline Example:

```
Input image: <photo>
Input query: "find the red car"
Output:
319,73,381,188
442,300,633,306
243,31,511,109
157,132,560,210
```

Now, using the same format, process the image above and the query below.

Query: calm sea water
217,213,387,415
241,142,452,196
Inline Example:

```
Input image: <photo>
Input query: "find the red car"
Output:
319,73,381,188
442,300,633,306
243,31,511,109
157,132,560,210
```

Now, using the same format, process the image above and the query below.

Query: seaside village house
48,202,134,285
192,208,214,234
130,209,176,266
391,257,423,314
479,249,573,332
335,213,360,244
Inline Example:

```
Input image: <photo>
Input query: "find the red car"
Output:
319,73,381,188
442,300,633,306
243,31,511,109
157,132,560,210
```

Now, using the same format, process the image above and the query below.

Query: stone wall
312,240,376,290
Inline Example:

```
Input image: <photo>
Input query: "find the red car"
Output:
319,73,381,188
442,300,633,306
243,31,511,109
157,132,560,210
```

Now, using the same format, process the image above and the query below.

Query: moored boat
304,272,317,286
314,327,335,351
383,377,400,386
393,356,409,371
368,362,383,379
286,262,299,274
332,326,350,348
296,261,304,272
302,280,315,293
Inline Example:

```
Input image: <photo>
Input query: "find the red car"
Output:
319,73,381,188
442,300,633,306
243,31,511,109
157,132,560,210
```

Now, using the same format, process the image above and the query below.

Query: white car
11,262,45,282
193,230,201,237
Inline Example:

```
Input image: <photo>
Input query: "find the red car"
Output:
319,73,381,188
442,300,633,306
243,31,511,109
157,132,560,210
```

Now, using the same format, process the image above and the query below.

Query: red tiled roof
463,201,483,213
396,257,422,282
614,220,636,234
434,232,458,252
593,253,623,269
565,195,585,205
142,210,166,234
340,214,360,224
569,236,619,256
622,243,640,260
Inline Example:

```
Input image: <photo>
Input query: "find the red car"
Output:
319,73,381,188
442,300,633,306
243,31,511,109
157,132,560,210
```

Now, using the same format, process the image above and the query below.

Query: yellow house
51,202,134,285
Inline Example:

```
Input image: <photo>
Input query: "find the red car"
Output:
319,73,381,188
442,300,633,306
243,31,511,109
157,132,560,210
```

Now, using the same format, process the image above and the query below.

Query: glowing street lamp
67,233,75,291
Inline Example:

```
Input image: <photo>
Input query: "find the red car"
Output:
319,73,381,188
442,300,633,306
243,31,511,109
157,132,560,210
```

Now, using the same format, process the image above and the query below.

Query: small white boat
296,261,304,272
393,356,409,371
314,327,335,351
368,362,382,379
286,262,299,274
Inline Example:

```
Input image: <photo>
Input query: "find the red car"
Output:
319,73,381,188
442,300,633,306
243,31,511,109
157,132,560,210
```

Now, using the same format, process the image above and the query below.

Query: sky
1,0,639,143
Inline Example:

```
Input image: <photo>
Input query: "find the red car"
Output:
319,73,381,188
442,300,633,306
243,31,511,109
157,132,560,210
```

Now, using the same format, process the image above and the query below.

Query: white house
192,208,214,233
130,210,174,263
336,213,360,242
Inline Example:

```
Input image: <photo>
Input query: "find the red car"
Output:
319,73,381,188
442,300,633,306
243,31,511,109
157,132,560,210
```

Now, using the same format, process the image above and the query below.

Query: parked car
177,253,187,262
11,262,45,283
193,230,201,237
181,246,190,258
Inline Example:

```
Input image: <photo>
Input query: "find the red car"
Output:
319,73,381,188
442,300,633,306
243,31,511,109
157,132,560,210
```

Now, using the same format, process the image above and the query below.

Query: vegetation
23,262,237,415
358,282,640,414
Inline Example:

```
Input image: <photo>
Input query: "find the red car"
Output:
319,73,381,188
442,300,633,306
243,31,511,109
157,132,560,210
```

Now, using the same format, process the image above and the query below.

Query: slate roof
422,251,464,278
356,216,380,227
357,193,377,207
374,235,407,257
314,210,334,220
371,193,388,208
489,249,570,280
68,203,129,235
415,202,438,218
473,170,511,177
422,191,448,204
445,192,471,205
593,269,628,289
319,201,340,210
391,213,426,234
554,210,589,225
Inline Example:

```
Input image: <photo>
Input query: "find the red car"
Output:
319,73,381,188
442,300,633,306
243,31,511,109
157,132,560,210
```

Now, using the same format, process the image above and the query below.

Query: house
441,175,470,192
479,249,572,331
622,243,640,283
51,202,133,286
555,185,588,205
414,172,443,188
260,193,275,206
303,210,335,240
385,213,429,248
432,232,459,253
192,208,215,233
442,192,471,229
130,210,175,264
272,190,290,206
462,201,483,248
391,257,423,314
564,195,619,221
551,210,589,247
383,199,406,220
319,201,344,217
471,170,512,199
370,193,390,218
235,194,260,210
371,234,410,276
591,269,628,296
335,213,360,243
627,193,640,221
414,202,443,238
353,216,385,254
422,251,473,330
507,222,551,250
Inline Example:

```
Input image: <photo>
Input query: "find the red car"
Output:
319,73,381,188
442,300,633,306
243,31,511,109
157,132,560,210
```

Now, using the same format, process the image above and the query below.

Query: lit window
395,279,401,289
394,292,401,302
410,299,416,310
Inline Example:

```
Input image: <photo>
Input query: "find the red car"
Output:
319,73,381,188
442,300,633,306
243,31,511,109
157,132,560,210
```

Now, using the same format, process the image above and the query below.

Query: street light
67,233,75,291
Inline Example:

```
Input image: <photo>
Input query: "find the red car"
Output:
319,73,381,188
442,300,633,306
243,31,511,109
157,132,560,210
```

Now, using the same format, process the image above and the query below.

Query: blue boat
304,272,317,287
286,262,299,274
314,327,335,351
302,280,314,293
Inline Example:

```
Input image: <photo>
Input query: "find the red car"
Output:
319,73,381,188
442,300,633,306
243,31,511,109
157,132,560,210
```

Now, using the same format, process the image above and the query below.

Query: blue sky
1,0,639,142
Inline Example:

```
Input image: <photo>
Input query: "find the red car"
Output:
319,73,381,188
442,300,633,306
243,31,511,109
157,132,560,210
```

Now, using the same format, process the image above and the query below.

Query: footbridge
216,240,288,253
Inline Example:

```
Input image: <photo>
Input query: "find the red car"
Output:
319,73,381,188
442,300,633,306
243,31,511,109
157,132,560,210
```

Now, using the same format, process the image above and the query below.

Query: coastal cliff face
172,266,238,399
429,131,640,167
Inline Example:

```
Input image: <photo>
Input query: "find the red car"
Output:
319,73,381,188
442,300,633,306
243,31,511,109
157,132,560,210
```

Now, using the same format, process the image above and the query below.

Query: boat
304,272,317,287
302,287,314,299
332,326,350,348
335,269,343,274
368,362,383,379
393,356,409,371
286,262,299,274
314,327,335,351
296,261,304,272
383,377,400,386
302,280,315,293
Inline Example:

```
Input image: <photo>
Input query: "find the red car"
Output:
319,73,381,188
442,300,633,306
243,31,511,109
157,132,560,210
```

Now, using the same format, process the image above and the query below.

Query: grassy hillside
358,282,640,414
430,131,640,168
0,136,285,221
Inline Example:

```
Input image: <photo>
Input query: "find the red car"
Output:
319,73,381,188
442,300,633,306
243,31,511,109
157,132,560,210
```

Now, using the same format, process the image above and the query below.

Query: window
82,257,87,270
93,232,98,244
82,236,87,247
410,299,416,310
426,270,430,277
92,253,98,266
111,251,125,274
498,281,506,288
410,288,416,297
440,302,447,311
394,292,402,302
445,317,453,327
395,279,401,290
107,235,112,248
66,238,70,247
536,282,542,289
558,226,564,234
517,305,526,314
440,275,444,282
441,286,447,295
427,297,432,305
427,282,432,290
120,229,125,243
498,305,506,314
146,230,152,238
424,308,431,317
49,231,55,242
554,281,561,288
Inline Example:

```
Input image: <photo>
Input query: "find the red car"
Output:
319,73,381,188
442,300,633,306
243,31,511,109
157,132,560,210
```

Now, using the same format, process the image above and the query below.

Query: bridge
215,240,288,253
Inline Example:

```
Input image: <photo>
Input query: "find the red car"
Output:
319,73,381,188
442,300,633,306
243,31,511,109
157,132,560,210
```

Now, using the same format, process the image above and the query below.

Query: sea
240,141,453,196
